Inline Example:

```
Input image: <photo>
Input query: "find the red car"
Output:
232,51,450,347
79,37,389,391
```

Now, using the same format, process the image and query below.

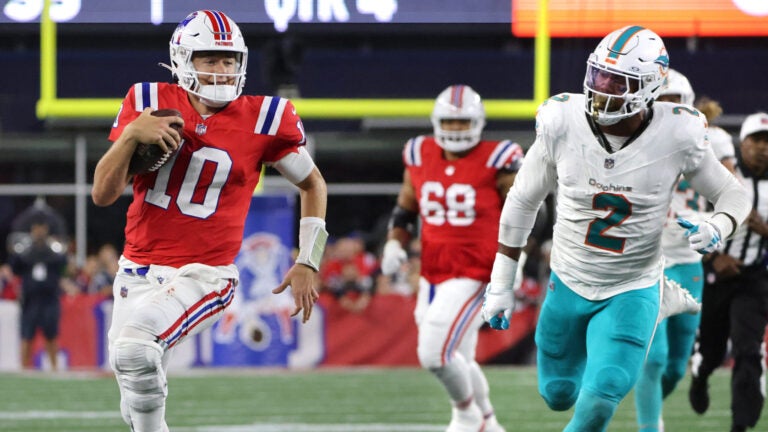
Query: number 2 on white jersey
145,146,232,219
420,181,476,226
585,192,632,253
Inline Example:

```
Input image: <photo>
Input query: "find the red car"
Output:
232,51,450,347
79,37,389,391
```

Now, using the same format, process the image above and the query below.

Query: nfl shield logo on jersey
604,158,615,169
195,123,207,136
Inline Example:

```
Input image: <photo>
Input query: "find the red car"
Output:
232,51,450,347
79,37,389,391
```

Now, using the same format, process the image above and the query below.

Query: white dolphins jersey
661,124,735,266
536,94,710,300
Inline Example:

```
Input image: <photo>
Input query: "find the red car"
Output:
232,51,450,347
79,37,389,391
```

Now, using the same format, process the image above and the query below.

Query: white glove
481,253,519,330
381,239,407,275
677,217,723,254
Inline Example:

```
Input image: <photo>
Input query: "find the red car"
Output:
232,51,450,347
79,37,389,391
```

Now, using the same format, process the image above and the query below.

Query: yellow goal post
35,0,550,121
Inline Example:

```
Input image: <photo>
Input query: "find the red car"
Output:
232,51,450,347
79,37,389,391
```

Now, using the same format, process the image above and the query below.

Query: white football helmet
431,85,486,153
658,68,695,105
168,10,248,107
584,26,669,125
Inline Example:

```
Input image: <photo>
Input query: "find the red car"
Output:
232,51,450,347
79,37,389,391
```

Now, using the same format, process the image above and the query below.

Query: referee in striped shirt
690,112,768,432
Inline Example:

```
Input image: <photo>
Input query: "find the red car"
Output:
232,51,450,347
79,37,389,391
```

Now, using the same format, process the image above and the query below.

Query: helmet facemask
431,85,486,153
167,10,248,107
584,62,644,125
583,26,669,126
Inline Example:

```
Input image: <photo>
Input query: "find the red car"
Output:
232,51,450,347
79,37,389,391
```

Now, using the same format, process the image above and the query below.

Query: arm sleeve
498,137,558,247
685,149,750,237
270,146,316,184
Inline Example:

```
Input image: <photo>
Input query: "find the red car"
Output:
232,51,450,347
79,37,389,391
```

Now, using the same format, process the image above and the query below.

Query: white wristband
489,253,519,294
296,217,328,272
708,212,735,239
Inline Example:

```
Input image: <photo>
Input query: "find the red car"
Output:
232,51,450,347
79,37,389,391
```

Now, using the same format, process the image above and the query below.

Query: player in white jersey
634,69,738,432
481,26,750,431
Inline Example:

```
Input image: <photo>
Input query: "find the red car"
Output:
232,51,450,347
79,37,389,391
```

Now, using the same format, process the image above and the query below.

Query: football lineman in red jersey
381,85,523,432
91,10,327,432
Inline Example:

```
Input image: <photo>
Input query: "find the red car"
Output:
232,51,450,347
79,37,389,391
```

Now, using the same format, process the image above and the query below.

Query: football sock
467,360,494,415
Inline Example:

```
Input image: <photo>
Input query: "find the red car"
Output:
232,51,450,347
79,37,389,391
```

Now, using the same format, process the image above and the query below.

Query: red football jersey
404,136,523,284
109,82,307,267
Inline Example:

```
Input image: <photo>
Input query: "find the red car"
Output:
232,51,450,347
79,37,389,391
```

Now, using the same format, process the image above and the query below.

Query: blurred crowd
1,230,552,313
1,242,120,301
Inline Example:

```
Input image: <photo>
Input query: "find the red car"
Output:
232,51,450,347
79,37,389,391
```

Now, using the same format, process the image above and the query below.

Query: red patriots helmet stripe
450,85,465,108
203,10,232,41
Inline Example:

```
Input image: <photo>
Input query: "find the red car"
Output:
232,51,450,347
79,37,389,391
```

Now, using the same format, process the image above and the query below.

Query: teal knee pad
541,379,578,411
594,365,632,399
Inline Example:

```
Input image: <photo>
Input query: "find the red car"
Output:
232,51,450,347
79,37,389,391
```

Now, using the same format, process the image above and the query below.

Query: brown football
127,109,184,175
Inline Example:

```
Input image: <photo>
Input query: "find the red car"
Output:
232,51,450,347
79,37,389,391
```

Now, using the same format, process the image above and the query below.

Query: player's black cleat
689,375,710,414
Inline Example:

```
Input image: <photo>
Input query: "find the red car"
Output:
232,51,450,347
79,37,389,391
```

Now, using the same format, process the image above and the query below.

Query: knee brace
110,337,167,414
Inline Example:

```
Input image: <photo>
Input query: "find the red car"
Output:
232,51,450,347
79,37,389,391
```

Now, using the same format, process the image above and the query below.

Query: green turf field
0,367,758,431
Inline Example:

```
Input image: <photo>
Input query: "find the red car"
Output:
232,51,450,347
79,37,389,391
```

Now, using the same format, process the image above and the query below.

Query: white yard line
174,424,446,432
0,410,119,419
0,411,446,431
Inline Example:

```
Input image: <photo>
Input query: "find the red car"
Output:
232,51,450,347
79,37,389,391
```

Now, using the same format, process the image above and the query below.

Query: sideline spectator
88,243,120,297
377,238,420,296
321,234,377,313
7,202,68,371
0,264,20,300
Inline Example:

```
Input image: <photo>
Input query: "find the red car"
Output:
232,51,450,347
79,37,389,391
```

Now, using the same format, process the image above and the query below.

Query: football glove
481,253,519,330
677,217,723,255
381,239,407,276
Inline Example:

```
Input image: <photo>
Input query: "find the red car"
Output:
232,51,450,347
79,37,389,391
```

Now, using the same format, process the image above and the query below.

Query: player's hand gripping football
677,217,723,254
380,239,408,276
272,264,320,323
481,253,519,330
125,107,184,154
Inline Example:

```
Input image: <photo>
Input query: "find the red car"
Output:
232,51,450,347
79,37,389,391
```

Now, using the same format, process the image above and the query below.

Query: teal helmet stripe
608,25,645,59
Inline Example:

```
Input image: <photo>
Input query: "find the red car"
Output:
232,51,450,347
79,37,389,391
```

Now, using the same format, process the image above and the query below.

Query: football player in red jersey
91,10,327,432
381,85,523,432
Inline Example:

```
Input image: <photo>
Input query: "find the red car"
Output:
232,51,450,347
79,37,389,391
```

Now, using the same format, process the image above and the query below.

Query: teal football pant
536,271,659,432
635,261,703,431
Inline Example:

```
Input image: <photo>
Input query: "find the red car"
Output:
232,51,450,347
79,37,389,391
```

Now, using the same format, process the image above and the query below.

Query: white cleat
483,413,506,432
659,276,700,321
446,403,485,432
